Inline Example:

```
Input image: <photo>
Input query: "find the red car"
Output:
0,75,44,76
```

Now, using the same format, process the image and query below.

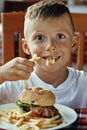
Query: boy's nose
45,40,56,51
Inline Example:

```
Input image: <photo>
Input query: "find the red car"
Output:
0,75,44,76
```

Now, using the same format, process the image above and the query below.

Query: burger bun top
18,86,55,106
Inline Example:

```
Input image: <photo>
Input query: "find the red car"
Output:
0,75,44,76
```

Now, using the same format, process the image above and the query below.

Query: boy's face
23,15,78,72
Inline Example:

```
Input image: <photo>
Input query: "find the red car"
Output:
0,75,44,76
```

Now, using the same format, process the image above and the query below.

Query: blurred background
0,0,87,70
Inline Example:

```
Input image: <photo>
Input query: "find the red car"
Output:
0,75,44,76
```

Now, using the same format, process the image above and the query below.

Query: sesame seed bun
18,86,55,106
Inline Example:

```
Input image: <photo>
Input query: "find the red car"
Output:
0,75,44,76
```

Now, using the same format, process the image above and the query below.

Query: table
61,108,87,130
0,108,87,130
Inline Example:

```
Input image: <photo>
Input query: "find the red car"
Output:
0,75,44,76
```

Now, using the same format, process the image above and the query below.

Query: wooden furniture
1,12,26,64
1,12,87,70
70,13,87,70
4,0,67,12
74,0,87,5
4,0,40,12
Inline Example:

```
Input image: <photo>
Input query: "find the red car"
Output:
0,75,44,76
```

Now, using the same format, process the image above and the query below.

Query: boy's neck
35,67,69,88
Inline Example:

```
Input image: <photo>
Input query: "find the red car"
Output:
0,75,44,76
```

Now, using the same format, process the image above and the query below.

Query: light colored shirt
0,67,87,108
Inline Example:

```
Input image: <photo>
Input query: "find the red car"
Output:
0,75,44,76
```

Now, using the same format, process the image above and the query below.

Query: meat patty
30,105,58,118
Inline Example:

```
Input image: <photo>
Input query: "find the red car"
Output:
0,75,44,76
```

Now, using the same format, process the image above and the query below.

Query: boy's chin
38,65,62,72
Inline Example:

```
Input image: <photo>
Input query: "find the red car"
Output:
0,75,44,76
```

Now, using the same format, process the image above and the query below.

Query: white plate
0,103,77,130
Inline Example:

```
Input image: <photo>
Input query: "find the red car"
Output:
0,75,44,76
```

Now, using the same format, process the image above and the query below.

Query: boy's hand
0,57,35,84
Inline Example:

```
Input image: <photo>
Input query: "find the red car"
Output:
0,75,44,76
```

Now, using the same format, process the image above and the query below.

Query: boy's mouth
42,56,61,66
31,53,61,66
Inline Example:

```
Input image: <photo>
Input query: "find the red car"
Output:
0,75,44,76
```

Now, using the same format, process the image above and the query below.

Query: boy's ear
21,38,30,55
72,33,79,53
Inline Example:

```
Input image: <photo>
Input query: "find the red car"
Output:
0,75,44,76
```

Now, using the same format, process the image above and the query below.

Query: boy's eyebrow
32,31,43,34
31,29,72,38
31,31,44,37
56,28,72,33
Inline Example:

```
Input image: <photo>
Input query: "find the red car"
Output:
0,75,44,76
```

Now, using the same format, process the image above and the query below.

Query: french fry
23,53,40,86
18,111,31,118
18,123,40,130
15,118,24,127
29,53,40,62
41,123,58,128
51,58,55,64
9,118,18,124
18,124,30,130
46,59,50,66
37,116,62,128
0,116,10,123
23,80,27,86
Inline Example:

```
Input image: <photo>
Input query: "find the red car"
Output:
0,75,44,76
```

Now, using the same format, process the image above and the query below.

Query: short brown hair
25,0,75,33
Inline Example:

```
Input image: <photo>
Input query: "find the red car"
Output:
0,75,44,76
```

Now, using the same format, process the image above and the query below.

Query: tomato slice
30,112,41,118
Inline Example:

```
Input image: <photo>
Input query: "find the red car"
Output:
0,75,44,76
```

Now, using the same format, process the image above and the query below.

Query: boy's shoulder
68,67,87,79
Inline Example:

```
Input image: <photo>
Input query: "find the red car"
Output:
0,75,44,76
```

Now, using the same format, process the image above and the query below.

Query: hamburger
16,87,61,118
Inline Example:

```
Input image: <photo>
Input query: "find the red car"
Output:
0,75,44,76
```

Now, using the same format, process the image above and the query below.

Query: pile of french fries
0,108,63,130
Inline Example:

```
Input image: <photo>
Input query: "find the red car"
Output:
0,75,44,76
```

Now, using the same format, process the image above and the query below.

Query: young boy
0,0,87,108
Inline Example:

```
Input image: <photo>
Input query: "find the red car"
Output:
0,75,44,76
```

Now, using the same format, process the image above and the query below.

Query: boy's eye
35,35,45,41
56,34,65,39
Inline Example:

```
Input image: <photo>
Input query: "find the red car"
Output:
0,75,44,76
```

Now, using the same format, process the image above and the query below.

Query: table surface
61,108,87,130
